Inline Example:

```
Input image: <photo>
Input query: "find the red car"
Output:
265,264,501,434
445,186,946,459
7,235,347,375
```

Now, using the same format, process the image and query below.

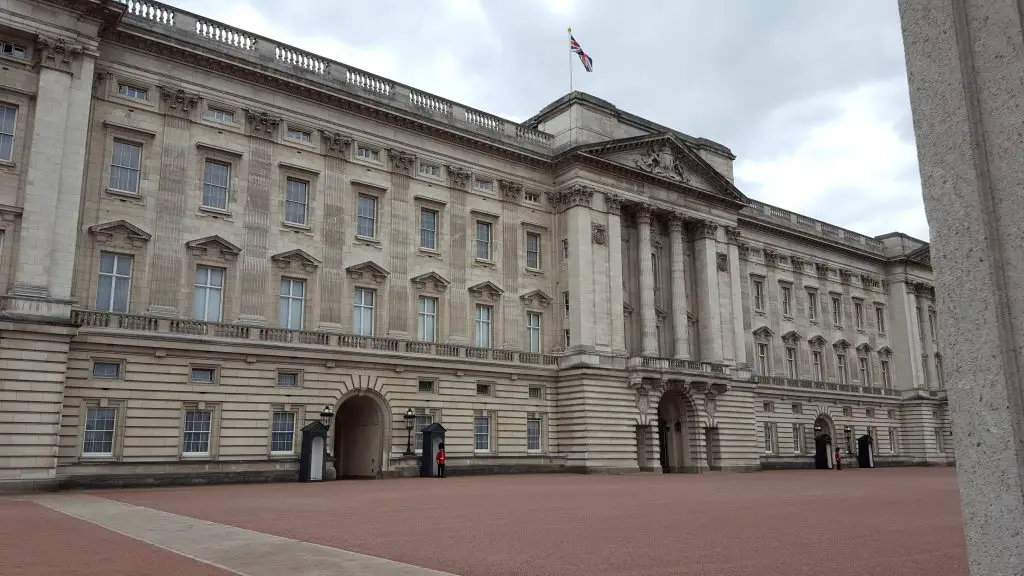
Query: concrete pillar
691,219,722,363
726,227,747,367
635,204,658,356
605,193,626,355
668,213,690,359
899,0,1024,572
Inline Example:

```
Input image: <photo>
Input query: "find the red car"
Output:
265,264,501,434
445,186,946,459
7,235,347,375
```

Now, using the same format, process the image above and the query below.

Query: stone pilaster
499,179,523,349
386,149,415,339
446,165,471,344
726,227,747,367
668,213,690,359
691,219,723,363
147,88,199,317
237,110,281,326
636,204,658,356
550,184,596,351
605,193,626,354
907,284,926,388
318,131,351,332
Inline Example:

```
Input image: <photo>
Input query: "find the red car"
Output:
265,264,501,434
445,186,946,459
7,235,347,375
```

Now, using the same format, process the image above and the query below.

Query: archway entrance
334,393,387,479
813,416,835,469
657,390,694,473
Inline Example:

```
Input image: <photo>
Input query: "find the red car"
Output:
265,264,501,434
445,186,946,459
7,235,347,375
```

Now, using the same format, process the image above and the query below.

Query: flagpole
568,26,573,93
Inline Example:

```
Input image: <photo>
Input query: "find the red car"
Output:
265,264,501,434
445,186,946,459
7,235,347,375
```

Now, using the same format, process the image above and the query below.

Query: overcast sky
166,0,929,241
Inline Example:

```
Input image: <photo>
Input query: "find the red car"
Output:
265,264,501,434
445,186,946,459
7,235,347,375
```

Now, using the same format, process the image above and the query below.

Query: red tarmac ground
83,467,967,576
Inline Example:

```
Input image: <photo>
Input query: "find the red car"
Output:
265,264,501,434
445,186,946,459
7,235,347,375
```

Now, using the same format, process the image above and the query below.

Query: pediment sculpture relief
634,144,691,183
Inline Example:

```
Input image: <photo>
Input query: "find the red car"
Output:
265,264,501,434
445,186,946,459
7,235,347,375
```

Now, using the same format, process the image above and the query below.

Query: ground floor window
183,410,213,455
270,411,296,454
415,409,434,452
792,423,804,454
888,428,898,454
527,417,542,452
763,422,776,454
83,407,116,456
474,413,491,452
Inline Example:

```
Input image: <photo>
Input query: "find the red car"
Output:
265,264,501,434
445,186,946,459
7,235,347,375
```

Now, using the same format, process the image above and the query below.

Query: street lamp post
320,405,334,429
403,408,416,455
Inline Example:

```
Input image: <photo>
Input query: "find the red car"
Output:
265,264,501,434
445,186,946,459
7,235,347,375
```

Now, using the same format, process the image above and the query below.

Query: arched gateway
656,389,699,473
813,414,836,469
331,390,391,479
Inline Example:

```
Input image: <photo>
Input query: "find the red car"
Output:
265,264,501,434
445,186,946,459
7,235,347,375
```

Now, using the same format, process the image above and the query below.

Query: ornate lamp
320,405,334,429
403,408,416,455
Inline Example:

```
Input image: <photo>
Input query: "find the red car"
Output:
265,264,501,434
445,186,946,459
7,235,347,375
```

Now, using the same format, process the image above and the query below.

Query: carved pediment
833,338,851,352
89,220,152,245
856,343,873,355
808,335,828,350
271,249,320,272
753,326,774,342
185,235,241,260
411,271,450,293
520,289,553,308
468,281,504,301
346,261,389,284
877,346,894,359
781,331,802,346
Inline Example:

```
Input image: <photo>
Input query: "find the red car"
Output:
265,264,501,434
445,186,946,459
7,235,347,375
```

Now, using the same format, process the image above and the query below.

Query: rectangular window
917,307,925,340
785,347,797,378
854,300,865,330
527,417,542,452
793,423,804,454
935,429,944,453
935,355,945,388
417,296,438,342
417,380,435,394
190,368,216,383
270,411,296,453
109,141,142,193
844,427,853,452
356,146,379,161
807,291,818,320
202,160,230,210
762,401,775,413
763,423,776,454
524,191,540,203
525,312,542,353
812,351,823,381
0,105,16,162
837,354,848,384
83,407,117,456
92,361,121,379
752,279,765,311
781,286,792,316
561,239,569,260
564,329,571,348
193,266,225,322
476,383,492,396
286,128,311,144
357,194,377,238
474,304,493,348
419,208,437,249
858,357,870,383
832,296,842,327
887,409,897,419
474,414,491,451
756,343,769,375
475,179,493,192
876,307,886,334
929,310,937,340
209,107,234,123
353,288,375,336
528,386,543,400
182,410,212,455
96,253,133,312
526,232,542,270
118,84,147,100
1,41,27,60
792,403,803,414
277,372,299,387
888,429,898,453
475,221,492,260
284,178,309,226
278,278,306,330
419,162,440,178
866,408,875,419
843,406,853,417
415,410,434,452
881,359,892,387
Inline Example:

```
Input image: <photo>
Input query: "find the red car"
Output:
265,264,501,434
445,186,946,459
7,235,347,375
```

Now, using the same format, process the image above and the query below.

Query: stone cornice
738,215,889,265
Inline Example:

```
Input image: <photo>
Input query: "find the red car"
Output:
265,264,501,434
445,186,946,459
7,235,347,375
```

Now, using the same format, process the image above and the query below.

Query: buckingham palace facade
0,0,953,491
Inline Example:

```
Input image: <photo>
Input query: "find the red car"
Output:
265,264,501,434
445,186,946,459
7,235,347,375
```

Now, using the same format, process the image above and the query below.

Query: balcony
627,356,731,379
71,310,558,368
755,375,901,397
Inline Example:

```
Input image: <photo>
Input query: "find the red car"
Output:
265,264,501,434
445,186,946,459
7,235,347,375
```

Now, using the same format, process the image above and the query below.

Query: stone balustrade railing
115,0,554,152
755,375,900,397
743,200,885,253
627,355,730,377
72,310,559,367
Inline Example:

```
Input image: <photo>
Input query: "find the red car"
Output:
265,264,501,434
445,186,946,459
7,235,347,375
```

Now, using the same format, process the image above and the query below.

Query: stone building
0,0,953,491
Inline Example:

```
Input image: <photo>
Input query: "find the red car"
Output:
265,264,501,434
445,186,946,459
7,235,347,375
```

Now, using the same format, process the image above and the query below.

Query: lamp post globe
320,405,334,429
403,408,416,455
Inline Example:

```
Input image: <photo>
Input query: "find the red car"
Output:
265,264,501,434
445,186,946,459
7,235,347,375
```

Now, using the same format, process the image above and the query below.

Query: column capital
498,179,524,203
245,109,283,140
669,211,687,233
634,202,652,224
690,219,719,240
549,184,594,212
36,36,83,74
159,86,200,116
604,193,624,215
724,226,742,243
387,148,417,175
446,164,472,189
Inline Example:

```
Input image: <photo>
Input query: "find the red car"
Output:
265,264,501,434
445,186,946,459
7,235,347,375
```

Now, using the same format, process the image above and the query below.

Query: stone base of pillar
1,294,73,320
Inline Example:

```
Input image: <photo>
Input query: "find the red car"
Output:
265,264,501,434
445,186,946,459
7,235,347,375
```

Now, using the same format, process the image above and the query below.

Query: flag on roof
569,28,593,72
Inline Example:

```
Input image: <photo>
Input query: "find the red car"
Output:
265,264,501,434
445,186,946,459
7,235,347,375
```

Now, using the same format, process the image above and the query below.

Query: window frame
473,411,492,453
784,347,797,378
109,139,144,195
780,284,792,317
0,103,17,163
95,252,134,313
526,414,544,453
474,219,494,261
189,366,218,384
91,359,124,380
875,305,887,334
806,290,818,321
356,193,379,239
283,177,311,227
763,422,777,454
751,277,766,312
525,311,542,353
418,206,438,250
854,298,865,330
276,370,302,388
831,294,843,327
117,83,149,101
353,287,376,336
181,407,215,457
525,230,542,271
201,159,232,212
417,296,439,343
193,265,226,322
355,144,381,163
82,405,118,458
269,409,298,455
418,161,442,180
278,276,307,330
474,304,494,348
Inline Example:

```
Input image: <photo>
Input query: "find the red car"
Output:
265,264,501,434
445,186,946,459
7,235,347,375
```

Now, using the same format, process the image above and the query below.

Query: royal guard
436,442,446,478
835,448,843,470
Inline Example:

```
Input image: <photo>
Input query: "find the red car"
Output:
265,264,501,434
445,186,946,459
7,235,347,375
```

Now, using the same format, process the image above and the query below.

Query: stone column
605,194,626,354
635,204,658,356
900,0,1024,572
499,179,523,349
386,149,415,339
907,286,926,388
668,213,690,359
446,166,471,345
237,110,281,326
726,227,747,367
561,185,596,350
691,220,722,363
318,132,351,332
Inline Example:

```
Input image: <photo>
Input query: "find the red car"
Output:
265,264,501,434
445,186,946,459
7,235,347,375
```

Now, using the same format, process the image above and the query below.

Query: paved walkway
31,495,453,576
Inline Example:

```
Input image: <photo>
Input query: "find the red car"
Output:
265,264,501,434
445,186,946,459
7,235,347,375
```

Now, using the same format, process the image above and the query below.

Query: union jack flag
569,30,593,72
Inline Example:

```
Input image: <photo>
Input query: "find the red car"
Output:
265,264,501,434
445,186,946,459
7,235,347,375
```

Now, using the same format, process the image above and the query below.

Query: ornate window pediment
781,330,802,346
833,338,851,352
877,346,894,359
411,271,450,294
89,220,152,248
185,235,240,260
271,249,320,272
686,311,697,324
623,302,634,316
346,261,389,284
520,289,552,308
856,343,873,356
655,306,668,321
753,326,774,343
468,281,504,301
808,335,828,350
